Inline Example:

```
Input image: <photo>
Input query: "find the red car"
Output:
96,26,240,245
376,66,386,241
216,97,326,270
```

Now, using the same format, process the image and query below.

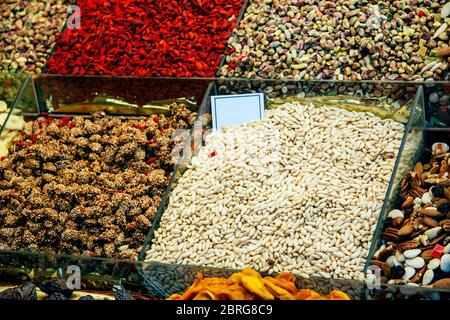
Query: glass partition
3,77,450,300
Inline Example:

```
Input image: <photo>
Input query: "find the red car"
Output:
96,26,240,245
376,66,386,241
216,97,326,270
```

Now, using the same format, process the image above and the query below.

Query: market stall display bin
365,100,450,296
3,76,450,300
0,0,74,74
0,76,211,293
138,79,427,298
45,0,248,77
219,0,450,82
0,73,34,157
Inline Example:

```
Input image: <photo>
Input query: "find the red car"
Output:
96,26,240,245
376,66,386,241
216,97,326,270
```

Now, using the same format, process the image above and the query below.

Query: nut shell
432,278,450,289
395,240,420,251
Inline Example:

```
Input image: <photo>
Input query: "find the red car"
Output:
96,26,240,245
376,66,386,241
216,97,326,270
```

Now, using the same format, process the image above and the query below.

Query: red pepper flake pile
46,0,244,77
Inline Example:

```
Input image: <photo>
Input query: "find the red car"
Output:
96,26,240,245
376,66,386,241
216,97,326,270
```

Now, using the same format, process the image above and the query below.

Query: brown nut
420,249,434,261
376,245,396,261
440,219,450,231
413,217,424,230
395,240,420,251
435,198,449,208
413,162,423,176
371,260,391,277
430,234,447,246
433,278,450,289
381,228,400,242
410,266,426,284
398,222,414,236
423,217,439,228
445,187,450,202
419,207,440,217
402,196,414,210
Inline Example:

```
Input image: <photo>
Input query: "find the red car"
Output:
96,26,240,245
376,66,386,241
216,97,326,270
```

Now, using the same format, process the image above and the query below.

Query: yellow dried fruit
167,269,351,301
296,289,322,300
262,279,295,300
241,275,274,300
326,290,351,300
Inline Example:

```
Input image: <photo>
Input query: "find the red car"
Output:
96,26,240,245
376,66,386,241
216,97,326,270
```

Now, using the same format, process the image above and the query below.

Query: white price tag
211,93,265,132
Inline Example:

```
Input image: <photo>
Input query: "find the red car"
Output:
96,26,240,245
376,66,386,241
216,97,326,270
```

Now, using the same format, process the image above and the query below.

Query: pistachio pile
221,0,450,81
372,142,450,290
0,0,73,73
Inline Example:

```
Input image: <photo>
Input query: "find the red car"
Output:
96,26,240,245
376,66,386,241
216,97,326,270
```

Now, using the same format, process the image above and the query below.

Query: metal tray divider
363,85,426,278
215,0,251,77
136,82,215,298
0,74,33,137
40,2,76,74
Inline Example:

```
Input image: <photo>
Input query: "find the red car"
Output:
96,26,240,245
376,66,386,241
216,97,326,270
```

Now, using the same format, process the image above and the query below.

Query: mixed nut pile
146,102,405,281
0,0,73,73
0,103,196,259
373,142,450,289
221,0,450,81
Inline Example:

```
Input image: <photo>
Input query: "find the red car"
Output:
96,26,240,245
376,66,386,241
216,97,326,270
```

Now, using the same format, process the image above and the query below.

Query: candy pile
0,104,196,260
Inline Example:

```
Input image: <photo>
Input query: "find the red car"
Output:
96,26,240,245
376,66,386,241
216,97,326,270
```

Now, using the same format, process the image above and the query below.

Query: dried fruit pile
373,142,450,290
168,268,351,300
0,103,196,260
0,0,73,73
146,102,405,281
0,279,136,300
46,0,243,76
221,0,450,81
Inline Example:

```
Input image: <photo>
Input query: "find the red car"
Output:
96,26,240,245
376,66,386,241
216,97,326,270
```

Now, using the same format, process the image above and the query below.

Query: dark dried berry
47,293,68,300
145,146,156,161
39,279,73,297
391,265,405,279
437,203,450,213
0,282,37,300
113,284,135,301
79,295,95,300
146,132,155,140
431,185,445,198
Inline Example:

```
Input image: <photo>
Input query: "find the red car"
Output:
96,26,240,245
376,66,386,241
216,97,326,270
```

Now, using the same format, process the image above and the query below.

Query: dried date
46,293,68,300
39,279,73,297
0,282,37,300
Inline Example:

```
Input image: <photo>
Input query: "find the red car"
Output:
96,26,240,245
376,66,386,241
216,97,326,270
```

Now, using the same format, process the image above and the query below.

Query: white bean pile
146,102,406,281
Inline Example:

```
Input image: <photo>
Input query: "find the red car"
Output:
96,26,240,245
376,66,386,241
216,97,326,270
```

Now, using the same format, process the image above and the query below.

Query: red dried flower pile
46,0,244,77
